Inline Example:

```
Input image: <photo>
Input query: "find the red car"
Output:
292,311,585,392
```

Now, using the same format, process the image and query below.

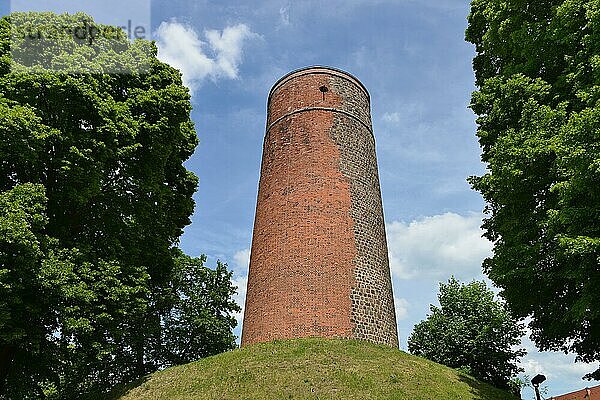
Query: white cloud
231,248,251,333
518,330,597,389
155,20,258,93
233,248,251,271
279,4,290,26
205,24,257,79
386,212,492,280
382,112,401,123
231,274,247,329
395,297,409,320
380,102,426,125
519,352,597,397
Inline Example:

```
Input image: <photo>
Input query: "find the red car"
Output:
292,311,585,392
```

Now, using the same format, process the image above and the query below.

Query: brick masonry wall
549,385,599,400
241,67,398,348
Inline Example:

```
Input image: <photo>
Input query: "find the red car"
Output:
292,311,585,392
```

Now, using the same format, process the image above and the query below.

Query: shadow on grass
457,374,520,400
82,376,150,400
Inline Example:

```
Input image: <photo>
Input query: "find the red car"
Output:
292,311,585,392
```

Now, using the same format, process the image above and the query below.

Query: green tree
0,183,54,396
0,12,239,398
466,0,600,379
160,251,239,367
408,278,525,391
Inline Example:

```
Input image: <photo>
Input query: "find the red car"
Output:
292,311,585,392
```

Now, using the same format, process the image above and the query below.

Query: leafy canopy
408,278,525,392
466,0,600,380
0,12,239,399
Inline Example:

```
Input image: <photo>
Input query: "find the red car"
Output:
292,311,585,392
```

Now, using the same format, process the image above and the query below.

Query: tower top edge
268,65,370,102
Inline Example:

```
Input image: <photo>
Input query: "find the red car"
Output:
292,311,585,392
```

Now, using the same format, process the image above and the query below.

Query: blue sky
5,0,598,397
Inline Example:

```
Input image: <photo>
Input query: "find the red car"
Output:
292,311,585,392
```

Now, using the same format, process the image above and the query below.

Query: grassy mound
115,338,518,400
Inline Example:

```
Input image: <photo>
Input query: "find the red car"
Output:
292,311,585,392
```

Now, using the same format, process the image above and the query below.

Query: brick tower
241,66,398,348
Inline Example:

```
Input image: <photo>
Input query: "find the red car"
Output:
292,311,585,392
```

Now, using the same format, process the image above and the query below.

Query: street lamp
531,374,546,400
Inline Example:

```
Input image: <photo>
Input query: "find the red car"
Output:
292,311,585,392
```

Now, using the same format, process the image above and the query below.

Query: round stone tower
241,66,398,348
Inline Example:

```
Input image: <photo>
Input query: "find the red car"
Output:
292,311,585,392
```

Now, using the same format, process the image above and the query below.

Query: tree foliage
408,278,525,392
466,0,600,380
0,12,239,399
160,251,239,367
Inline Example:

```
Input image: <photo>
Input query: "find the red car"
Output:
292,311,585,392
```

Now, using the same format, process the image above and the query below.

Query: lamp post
531,374,546,400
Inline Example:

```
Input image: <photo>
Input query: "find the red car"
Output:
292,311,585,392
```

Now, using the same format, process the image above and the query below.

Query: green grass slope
115,338,518,400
